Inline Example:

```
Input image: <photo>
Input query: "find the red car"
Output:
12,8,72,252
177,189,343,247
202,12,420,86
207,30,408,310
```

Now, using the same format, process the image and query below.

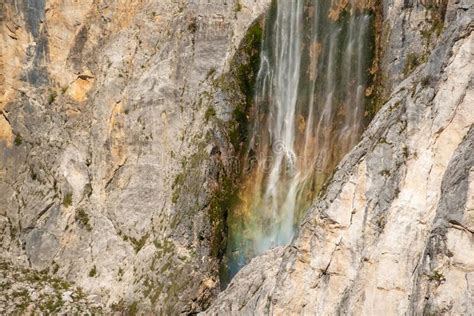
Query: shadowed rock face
16,0,49,86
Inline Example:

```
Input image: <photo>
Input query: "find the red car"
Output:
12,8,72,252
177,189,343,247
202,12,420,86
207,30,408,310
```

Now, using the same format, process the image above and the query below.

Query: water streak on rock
224,0,375,282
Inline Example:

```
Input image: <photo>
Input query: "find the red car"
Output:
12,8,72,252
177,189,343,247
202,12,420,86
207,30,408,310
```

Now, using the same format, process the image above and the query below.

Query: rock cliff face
1,0,473,314
1,0,269,313
207,0,474,315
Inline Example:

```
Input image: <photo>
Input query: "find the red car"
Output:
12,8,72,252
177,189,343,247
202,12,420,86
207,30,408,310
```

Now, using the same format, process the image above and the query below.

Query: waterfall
222,0,375,283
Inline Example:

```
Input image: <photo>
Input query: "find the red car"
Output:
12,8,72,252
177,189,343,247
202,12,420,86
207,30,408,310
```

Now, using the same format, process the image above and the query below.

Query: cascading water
222,0,375,284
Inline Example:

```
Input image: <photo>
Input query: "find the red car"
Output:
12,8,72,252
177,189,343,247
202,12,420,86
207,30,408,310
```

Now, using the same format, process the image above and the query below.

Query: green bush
14,134,23,146
75,208,92,231
205,107,216,122
62,193,73,207
88,265,97,277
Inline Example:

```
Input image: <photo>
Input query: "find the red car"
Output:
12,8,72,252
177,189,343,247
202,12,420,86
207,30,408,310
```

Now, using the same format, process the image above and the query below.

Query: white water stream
224,0,374,282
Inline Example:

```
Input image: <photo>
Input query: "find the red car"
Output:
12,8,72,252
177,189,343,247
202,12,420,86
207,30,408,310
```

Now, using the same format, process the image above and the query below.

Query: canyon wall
1,0,472,314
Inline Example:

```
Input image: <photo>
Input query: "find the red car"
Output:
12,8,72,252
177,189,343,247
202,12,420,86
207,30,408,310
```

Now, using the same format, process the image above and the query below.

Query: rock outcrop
0,258,103,314
206,1,474,314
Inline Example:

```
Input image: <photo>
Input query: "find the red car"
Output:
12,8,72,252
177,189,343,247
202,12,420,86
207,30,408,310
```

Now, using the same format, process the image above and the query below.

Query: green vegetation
111,300,126,312
403,53,422,76
425,1,446,38
118,231,149,253
62,192,73,208
88,265,97,277
380,170,391,177
204,106,216,122
405,2,445,78
378,137,391,145
129,233,149,253
430,17,444,37
127,301,139,316
233,21,262,104
75,208,92,231
48,90,57,105
227,20,263,150
357,6,381,125
12,289,29,299
153,239,174,254
14,134,23,146
52,261,60,274
171,172,186,204
209,177,241,258
188,19,197,33
206,67,216,79
111,298,144,316
42,297,64,313
0,258,98,313
375,214,387,229
234,0,242,14
195,18,265,263
428,270,446,284
421,75,432,87
403,146,409,159
30,168,37,181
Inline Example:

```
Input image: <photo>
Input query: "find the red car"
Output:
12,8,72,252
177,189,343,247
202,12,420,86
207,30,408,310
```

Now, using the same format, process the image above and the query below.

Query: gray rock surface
1,0,269,313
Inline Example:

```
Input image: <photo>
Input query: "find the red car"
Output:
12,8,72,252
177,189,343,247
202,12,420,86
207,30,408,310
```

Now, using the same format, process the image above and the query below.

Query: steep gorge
1,0,473,314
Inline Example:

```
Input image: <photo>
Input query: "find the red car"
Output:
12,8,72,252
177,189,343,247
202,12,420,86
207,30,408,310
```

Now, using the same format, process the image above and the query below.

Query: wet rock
206,1,474,314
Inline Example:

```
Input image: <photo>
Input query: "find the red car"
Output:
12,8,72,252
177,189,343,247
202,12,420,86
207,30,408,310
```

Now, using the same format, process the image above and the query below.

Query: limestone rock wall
1,0,269,313
1,0,473,314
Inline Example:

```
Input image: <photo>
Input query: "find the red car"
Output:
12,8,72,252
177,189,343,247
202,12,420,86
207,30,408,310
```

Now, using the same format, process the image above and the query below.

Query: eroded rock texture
206,1,474,315
1,0,269,313
1,0,473,314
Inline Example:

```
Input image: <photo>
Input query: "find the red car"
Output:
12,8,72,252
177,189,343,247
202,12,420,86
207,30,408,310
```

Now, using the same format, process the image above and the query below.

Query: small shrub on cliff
206,67,216,79
428,270,446,285
130,233,149,253
205,107,216,122
188,19,197,33
88,265,97,277
14,134,23,146
75,208,92,231
48,91,57,105
403,53,421,76
62,193,73,207
127,301,138,316
234,0,242,13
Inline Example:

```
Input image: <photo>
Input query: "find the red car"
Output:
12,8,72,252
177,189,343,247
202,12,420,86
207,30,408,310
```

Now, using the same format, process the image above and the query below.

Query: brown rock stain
67,71,95,102
328,0,375,21
308,41,321,81
0,115,13,147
